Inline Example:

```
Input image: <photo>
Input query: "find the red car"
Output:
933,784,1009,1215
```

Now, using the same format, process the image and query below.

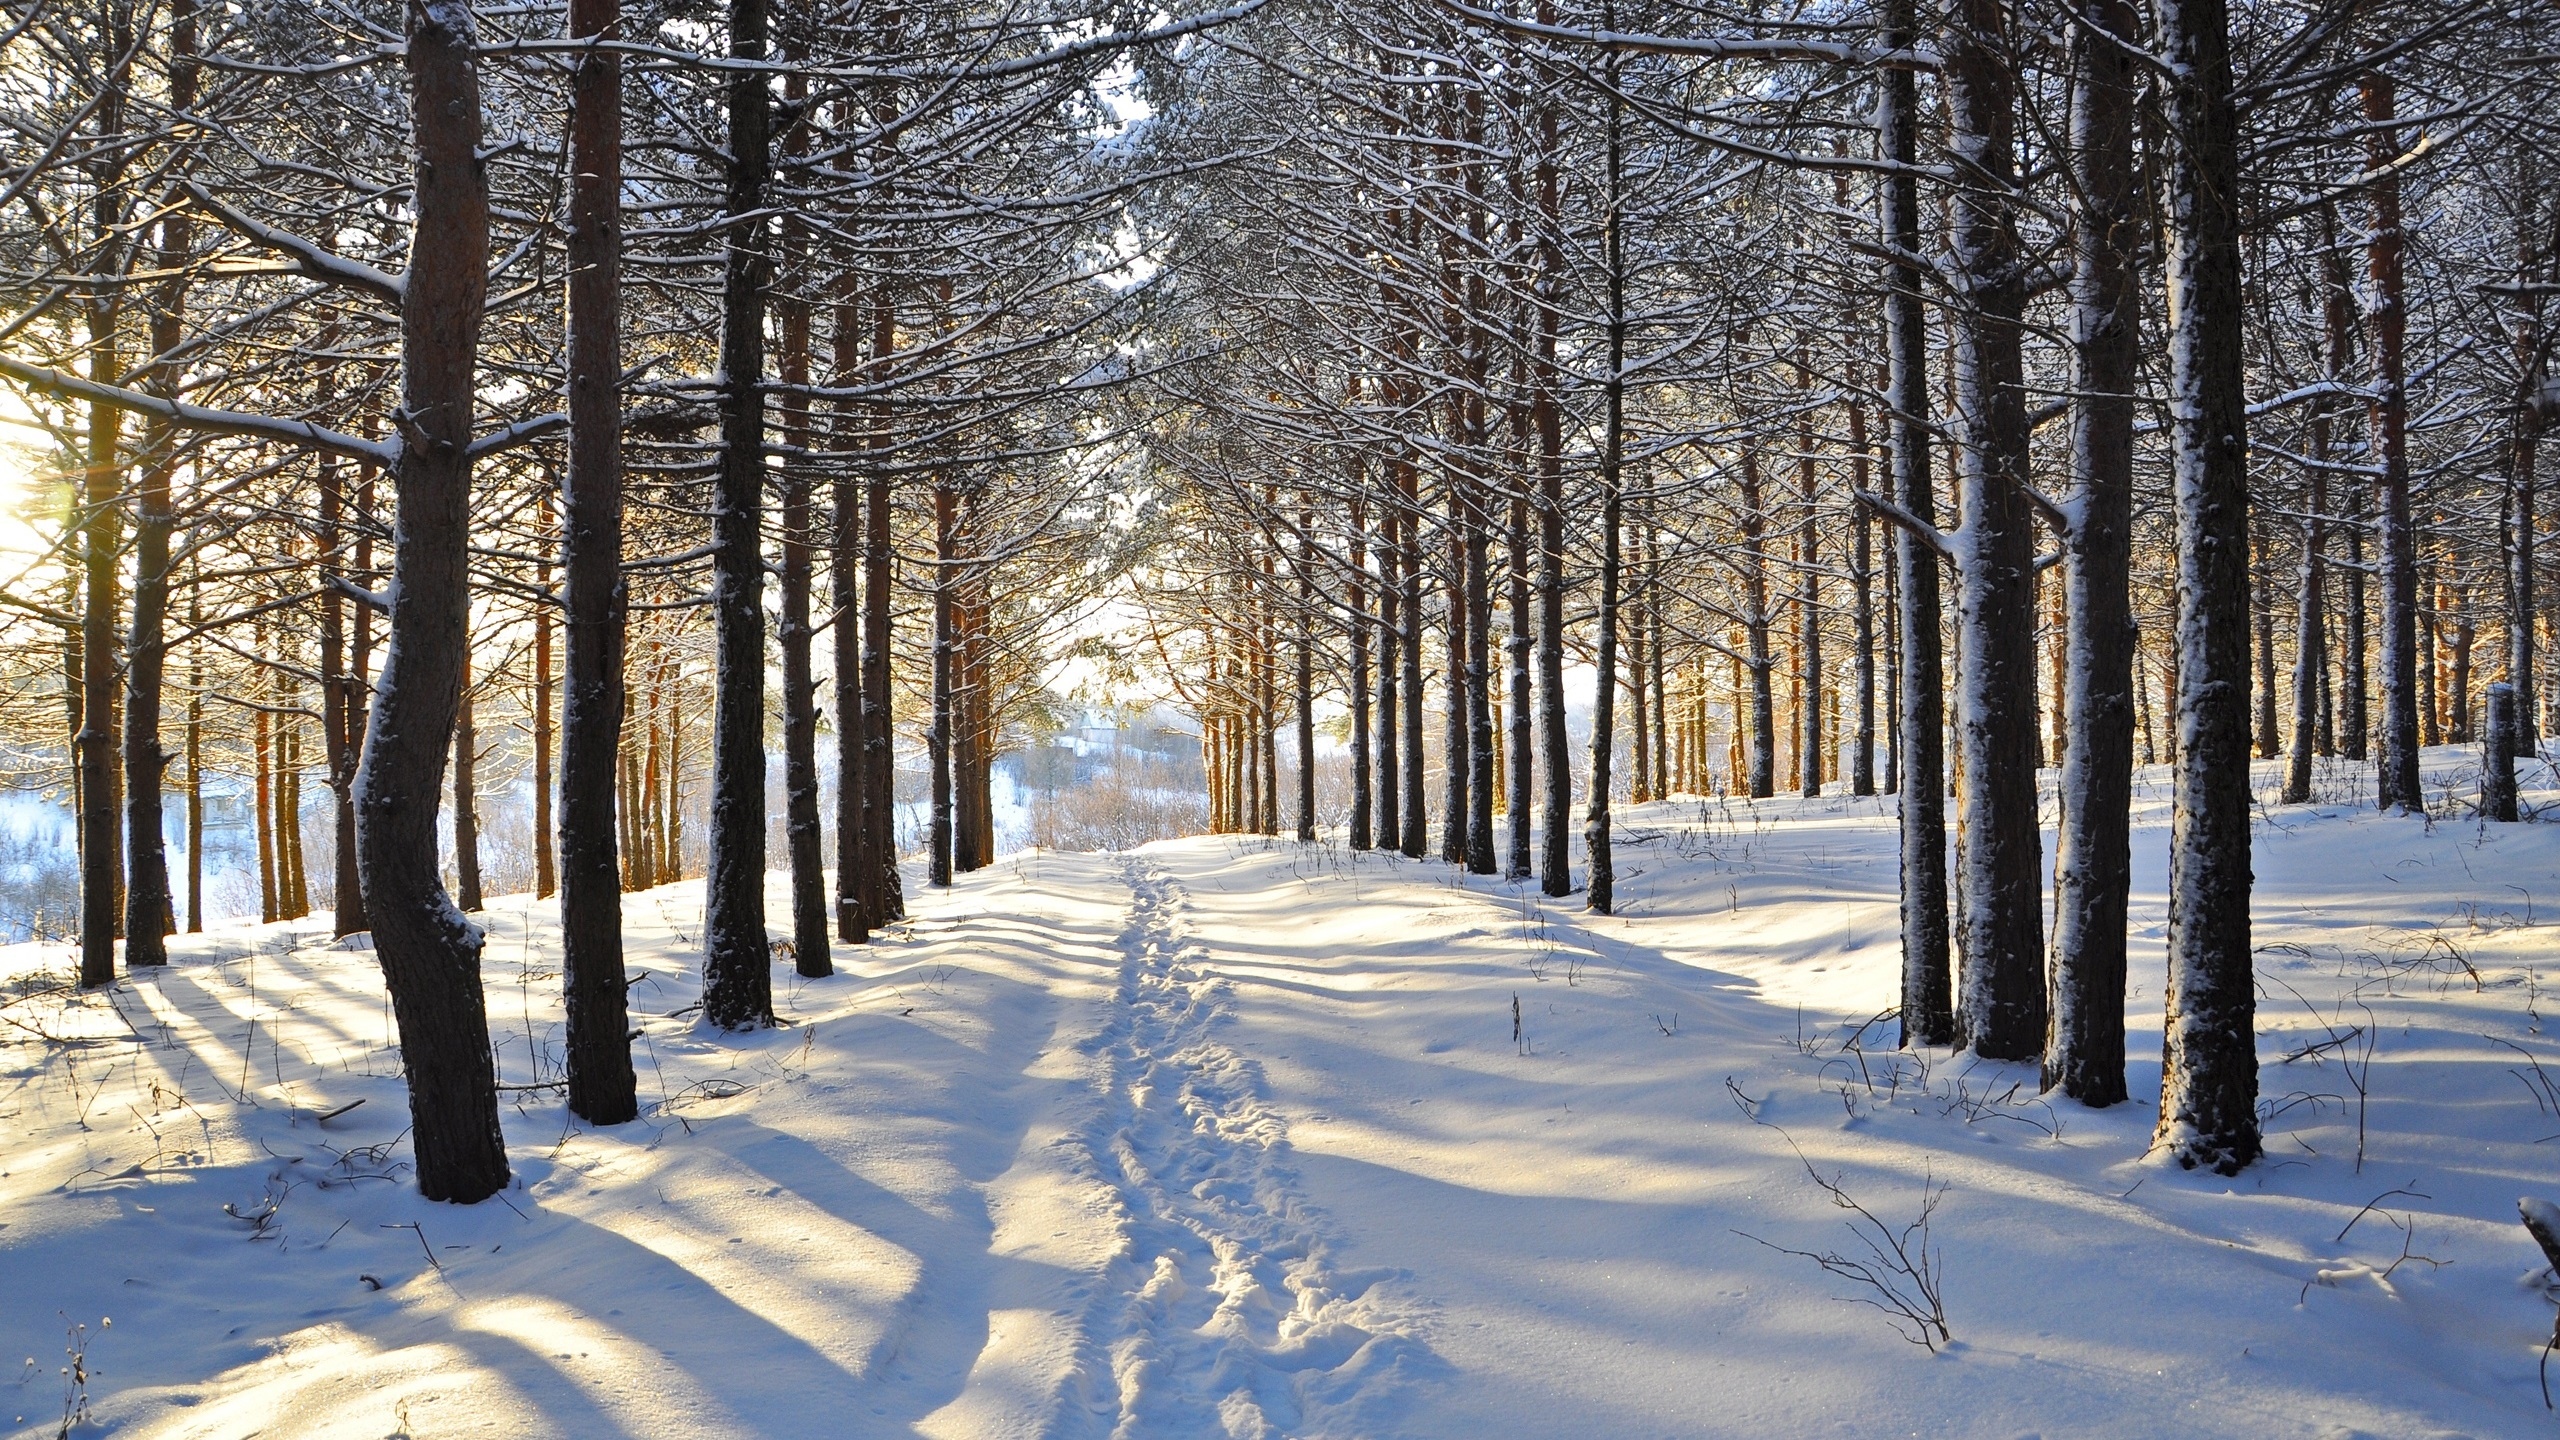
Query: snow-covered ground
5,749,2558,1437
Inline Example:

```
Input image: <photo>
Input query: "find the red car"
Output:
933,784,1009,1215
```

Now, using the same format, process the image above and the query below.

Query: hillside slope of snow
4,750,2556,1437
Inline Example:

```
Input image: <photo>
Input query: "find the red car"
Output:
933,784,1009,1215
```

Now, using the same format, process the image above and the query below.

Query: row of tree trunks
1206,570,1279,836
619,654,689,891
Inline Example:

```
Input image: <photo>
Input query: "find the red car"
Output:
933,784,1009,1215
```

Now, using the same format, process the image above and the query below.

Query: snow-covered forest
0,0,2556,1433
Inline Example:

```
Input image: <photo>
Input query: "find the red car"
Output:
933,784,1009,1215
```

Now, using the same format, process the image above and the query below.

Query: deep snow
4,748,2558,1437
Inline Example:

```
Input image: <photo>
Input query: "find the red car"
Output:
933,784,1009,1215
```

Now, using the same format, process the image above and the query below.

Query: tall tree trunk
1399,465,1427,856
1585,30,1625,915
930,482,956,888
1850,374,1877,799
1375,489,1401,854
1882,0,1948,1045
775,82,829,969
2365,69,2420,813
1797,352,1824,799
257,695,276,923
831,280,870,941
1740,446,1775,798
346,465,375,929
1530,33,1572,892
862,292,900,927
2284,225,2351,803
2154,0,2261,1174
2046,0,2139,1105
700,0,774,1028
2506,154,2545,757
126,7,192,962
1298,501,1318,842
1508,489,1534,877
186,605,203,933
317,448,358,932
453,656,482,912
532,488,555,902
1465,469,1496,872
2254,520,2279,756
1443,483,1469,863
1943,0,2044,1061
354,0,509,1203
78,293,123,986
1350,490,1373,850
557,0,635,1125
1628,524,1651,805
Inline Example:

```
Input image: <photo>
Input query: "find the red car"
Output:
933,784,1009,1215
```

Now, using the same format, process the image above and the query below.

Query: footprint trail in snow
1053,856,1436,1438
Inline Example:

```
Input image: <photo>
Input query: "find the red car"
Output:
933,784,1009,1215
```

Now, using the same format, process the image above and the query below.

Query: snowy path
1048,857,1430,1437
10,750,2560,1436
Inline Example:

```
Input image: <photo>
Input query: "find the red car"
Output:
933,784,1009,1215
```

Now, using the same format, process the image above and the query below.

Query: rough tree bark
1585,25,1625,915
700,0,776,1028
124,2,192,966
1534,102,1572,895
2364,68,2421,815
556,0,635,1125
1881,0,1949,1046
2154,0,2262,1175
1943,0,2044,1062
1349,489,1373,850
354,0,509,1202
2045,0,2140,1105
453,657,481,912
775,65,829,973
2284,223,2354,804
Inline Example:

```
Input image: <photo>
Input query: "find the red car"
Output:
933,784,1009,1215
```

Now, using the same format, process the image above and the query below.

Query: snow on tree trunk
2363,68,2421,815
1376,495,1403,855
1399,464,1428,858
1508,491,1536,878
701,0,776,1029
1350,491,1374,851
2155,0,2262,1176
1298,502,1318,844
776,100,829,972
1444,479,1471,865
1943,0,2044,1062
2045,0,2140,1106
2484,683,2519,822
1882,0,1948,1049
353,0,509,1203
1740,444,1775,800
1466,469,1497,873
1534,133,1572,894
1585,36,1626,917
862,293,901,928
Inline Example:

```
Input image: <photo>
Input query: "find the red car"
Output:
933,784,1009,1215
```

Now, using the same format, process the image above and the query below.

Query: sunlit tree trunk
353,0,509,1202
2046,0,2139,1104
